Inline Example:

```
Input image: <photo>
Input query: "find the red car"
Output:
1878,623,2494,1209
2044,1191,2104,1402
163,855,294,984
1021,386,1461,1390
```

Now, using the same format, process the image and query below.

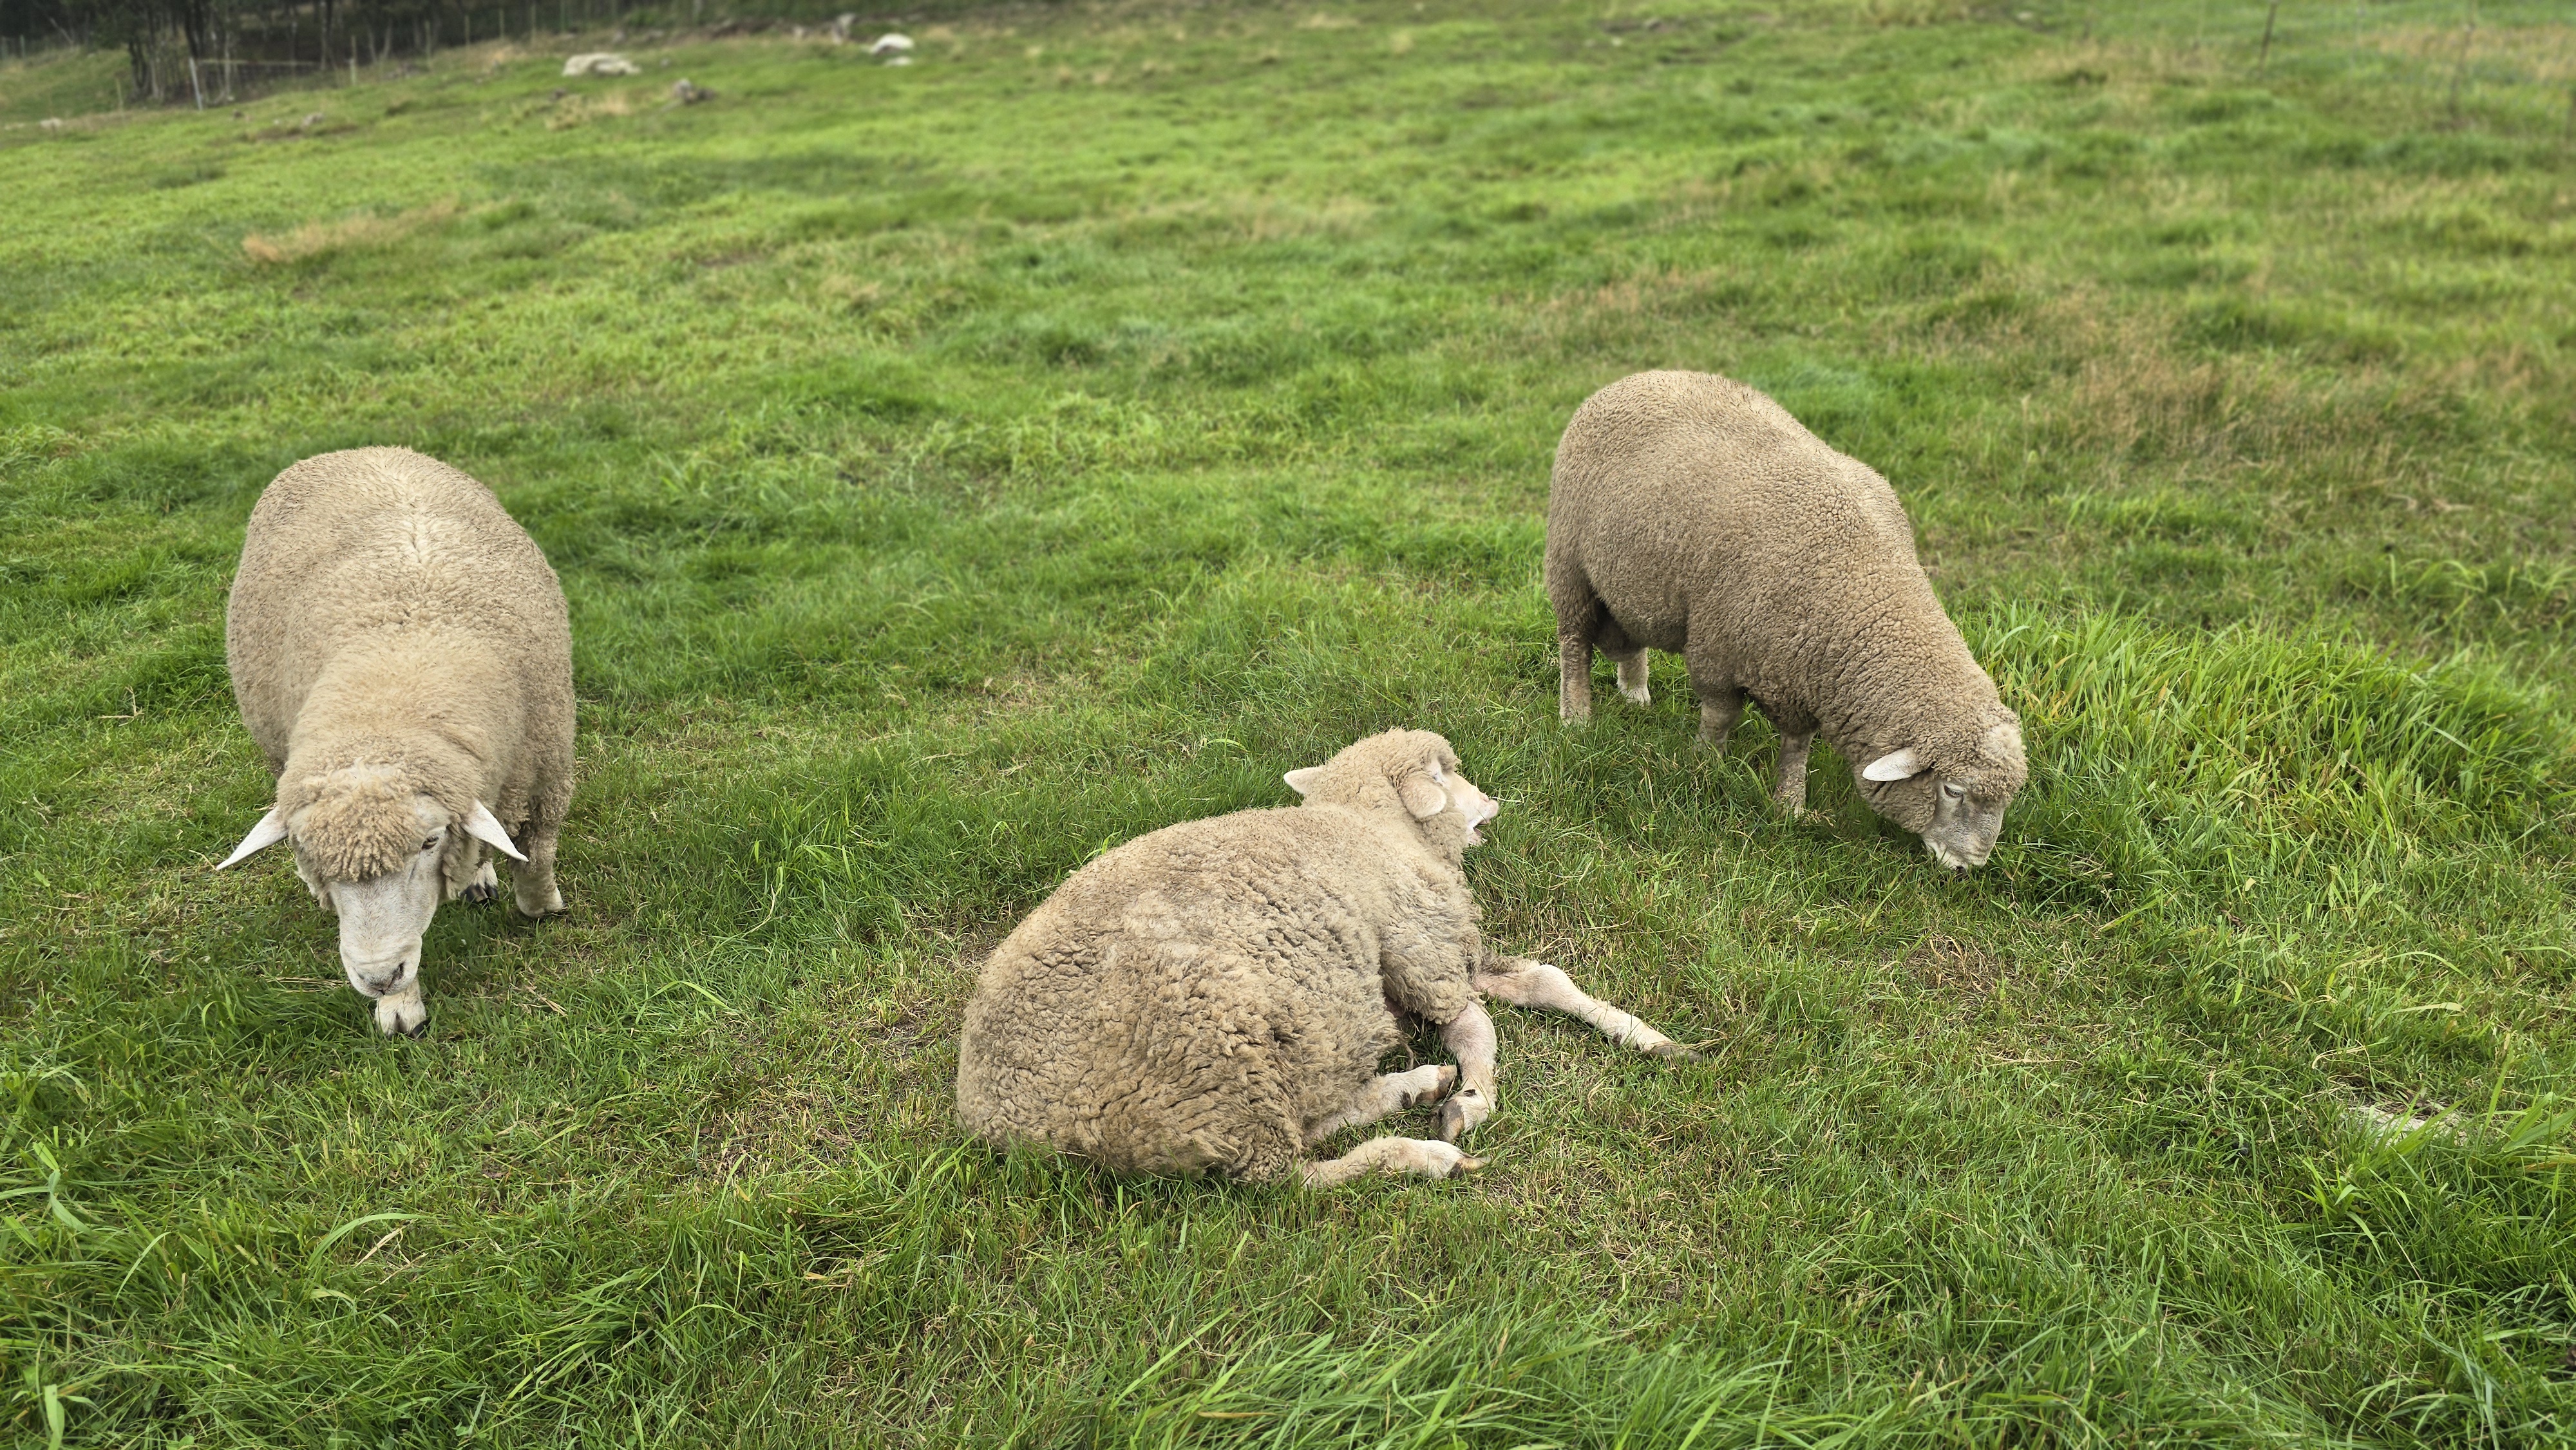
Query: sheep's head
1280,729,1499,863
215,763,524,1036
1854,710,2027,871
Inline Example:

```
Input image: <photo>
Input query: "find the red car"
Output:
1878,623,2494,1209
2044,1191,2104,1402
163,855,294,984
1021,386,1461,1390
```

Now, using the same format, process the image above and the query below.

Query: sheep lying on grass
957,730,1691,1187
216,447,574,1037
1547,370,2028,870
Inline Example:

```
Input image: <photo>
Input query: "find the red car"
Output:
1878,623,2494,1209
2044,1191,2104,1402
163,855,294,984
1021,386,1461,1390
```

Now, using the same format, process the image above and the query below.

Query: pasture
4,0,2575,1442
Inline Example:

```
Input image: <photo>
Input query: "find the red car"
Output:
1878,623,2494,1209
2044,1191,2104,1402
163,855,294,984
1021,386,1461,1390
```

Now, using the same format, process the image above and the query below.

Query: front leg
1434,1000,1497,1143
1305,1065,1454,1146
513,827,566,918
1772,729,1815,814
1476,957,1697,1060
1697,687,1743,751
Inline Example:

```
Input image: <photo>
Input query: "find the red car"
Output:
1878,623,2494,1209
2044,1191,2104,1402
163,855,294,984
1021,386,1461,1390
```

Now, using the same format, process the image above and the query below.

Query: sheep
214,447,574,1037
956,730,1691,1187
561,53,640,77
1546,370,2027,870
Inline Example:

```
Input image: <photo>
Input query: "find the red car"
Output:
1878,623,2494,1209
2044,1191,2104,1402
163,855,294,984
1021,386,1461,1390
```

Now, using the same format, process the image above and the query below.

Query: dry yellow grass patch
2365,24,2576,84
240,196,460,265
547,88,638,129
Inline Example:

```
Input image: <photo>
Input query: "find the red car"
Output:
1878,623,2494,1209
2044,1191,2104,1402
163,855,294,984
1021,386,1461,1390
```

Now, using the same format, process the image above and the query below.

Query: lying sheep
561,52,639,77
216,447,574,1036
956,730,1690,1186
1547,370,2027,869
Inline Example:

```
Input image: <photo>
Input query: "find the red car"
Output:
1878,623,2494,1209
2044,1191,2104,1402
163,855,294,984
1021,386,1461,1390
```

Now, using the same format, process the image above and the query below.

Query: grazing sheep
956,730,1690,1187
216,447,574,1036
1547,370,2027,869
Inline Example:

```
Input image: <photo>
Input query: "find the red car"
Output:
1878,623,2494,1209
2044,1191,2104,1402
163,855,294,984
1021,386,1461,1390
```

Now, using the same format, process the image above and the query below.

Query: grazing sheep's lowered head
1854,707,2027,871
1280,729,1501,865
218,751,525,1037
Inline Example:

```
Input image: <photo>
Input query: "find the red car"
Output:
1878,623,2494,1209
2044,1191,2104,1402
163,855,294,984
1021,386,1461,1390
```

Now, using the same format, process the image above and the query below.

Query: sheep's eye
1940,783,1967,801
421,836,440,852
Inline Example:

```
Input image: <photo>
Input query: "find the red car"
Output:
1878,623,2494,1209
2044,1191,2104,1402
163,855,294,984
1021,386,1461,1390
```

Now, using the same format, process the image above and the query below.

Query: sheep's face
1918,778,2014,871
1857,716,2026,871
1281,729,1499,856
298,795,450,1015
215,773,530,1036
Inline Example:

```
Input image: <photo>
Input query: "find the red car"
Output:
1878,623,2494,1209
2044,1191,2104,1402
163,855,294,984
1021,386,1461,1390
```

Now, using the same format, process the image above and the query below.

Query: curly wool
956,730,1485,1181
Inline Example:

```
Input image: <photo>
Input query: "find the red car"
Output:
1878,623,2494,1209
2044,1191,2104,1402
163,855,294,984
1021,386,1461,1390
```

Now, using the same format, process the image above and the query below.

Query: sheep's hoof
1647,1042,1703,1062
1405,1065,1457,1107
461,881,498,905
400,1019,430,1040
1435,1090,1490,1144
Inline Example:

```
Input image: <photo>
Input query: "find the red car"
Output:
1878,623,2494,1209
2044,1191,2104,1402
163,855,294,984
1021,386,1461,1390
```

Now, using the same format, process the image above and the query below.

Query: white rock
869,33,914,56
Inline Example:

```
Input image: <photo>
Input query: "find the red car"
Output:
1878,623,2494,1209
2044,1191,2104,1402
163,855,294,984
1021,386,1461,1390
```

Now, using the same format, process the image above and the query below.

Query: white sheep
216,447,574,1036
956,730,1691,1186
1547,370,2029,869
561,53,640,77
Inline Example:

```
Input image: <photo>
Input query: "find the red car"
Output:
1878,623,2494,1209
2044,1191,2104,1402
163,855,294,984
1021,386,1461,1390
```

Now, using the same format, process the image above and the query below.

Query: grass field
6,0,2576,1442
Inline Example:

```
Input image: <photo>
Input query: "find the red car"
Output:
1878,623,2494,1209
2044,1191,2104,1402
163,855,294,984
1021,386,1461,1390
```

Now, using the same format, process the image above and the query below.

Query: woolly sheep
1546,370,2028,869
216,447,575,1036
561,53,640,77
956,730,1690,1187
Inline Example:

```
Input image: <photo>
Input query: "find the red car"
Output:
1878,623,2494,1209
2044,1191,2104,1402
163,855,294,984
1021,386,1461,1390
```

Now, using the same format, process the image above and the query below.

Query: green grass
5,0,2576,1442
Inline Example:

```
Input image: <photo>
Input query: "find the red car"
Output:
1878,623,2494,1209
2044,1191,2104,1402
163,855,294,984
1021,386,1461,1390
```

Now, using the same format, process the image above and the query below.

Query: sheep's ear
1861,748,1925,783
1282,767,1324,798
215,807,289,869
460,800,530,862
1398,774,1449,820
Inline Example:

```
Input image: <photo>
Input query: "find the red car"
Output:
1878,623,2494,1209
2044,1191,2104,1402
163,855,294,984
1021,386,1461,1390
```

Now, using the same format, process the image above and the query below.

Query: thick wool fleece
227,447,574,890
956,730,1484,1180
1545,371,2026,820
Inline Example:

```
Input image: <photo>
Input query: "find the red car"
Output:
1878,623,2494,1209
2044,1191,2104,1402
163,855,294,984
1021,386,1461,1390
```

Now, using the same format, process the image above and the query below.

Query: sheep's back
956,808,1435,1176
227,447,571,773
1548,371,1959,708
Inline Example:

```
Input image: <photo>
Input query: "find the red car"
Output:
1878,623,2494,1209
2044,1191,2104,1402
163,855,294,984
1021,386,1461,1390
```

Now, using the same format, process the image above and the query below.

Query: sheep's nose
350,961,412,996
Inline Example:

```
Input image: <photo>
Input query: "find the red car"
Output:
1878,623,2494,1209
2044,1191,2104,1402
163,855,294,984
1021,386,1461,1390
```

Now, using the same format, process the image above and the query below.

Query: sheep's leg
1613,653,1651,706
1305,1065,1454,1146
511,828,565,918
1299,1136,1481,1188
1433,1000,1498,1143
1696,687,1743,751
1557,632,1595,726
1595,617,1648,707
1772,731,1815,813
1477,957,1698,1060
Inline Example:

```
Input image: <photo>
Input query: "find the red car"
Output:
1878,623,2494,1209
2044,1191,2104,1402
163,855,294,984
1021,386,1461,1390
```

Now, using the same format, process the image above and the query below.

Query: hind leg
1595,617,1649,707
1305,1065,1454,1145
1300,1136,1481,1188
1557,631,1595,726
